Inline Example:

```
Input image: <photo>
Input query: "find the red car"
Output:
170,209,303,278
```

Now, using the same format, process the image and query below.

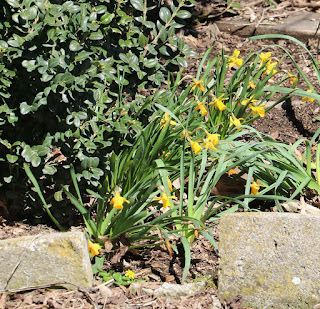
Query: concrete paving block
216,12,320,41
218,213,320,308
0,231,93,290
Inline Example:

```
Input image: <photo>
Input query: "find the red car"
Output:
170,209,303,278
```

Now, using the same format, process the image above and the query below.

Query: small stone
143,281,206,297
212,294,222,309
219,213,320,308
0,231,93,290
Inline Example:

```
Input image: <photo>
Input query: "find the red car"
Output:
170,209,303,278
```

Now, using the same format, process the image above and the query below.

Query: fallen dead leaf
0,294,6,309
165,275,175,282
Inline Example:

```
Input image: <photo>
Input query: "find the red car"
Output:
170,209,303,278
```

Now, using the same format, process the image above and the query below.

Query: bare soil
1,1,320,308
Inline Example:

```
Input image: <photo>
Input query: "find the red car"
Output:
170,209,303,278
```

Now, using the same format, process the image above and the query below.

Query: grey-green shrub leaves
0,0,195,208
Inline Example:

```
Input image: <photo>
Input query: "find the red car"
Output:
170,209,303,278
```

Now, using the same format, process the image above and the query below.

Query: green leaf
130,0,144,11
100,12,115,25
138,33,148,47
75,51,93,62
41,74,53,82
31,155,41,167
6,154,18,163
21,7,37,20
176,56,188,68
181,236,191,283
69,40,82,51
54,190,64,202
81,157,100,169
176,10,191,19
95,5,108,14
159,7,171,23
159,45,170,56
24,163,66,231
20,102,32,115
89,32,104,40
43,165,57,175
92,256,105,275
144,58,158,68
4,176,13,183
137,70,147,79
6,0,20,8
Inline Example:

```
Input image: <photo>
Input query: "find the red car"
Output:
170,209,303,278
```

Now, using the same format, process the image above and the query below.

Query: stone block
216,12,320,42
218,213,320,308
0,231,93,290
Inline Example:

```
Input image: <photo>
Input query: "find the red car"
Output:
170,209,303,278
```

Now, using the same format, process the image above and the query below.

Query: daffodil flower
250,181,261,195
110,190,130,210
263,59,277,75
190,140,202,155
88,240,102,257
125,269,135,280
153,192,177,209
181,129,192,138
249,104,265,117
209,95,228,111
205,132,220,145
191,78,205,92
228,167,239,176
302,88,315,103
247,81,256,89
259,52,272,67
160,113,177,129
204,141,217,150
228,49,243,69
287,72,297,85
229,115,243,129
241,95,258,106
195,101,208,116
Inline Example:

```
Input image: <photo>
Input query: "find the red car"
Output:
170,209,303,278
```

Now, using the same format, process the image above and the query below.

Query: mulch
1,1,320,308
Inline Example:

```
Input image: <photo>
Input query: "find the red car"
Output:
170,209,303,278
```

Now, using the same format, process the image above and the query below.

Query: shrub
0,0,195,211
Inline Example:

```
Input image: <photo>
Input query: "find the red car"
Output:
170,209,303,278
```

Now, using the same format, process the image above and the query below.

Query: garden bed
1,1,320,308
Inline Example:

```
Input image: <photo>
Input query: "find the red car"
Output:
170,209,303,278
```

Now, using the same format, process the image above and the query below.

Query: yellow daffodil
229,115,243,129
88,240,102,257
250,181,261,195
247,81,256,90
190,140,202,155
160,113,177,129
287,72,297,85
302,88,315,103
249,104,265,117
209,95,228,111
195,101,208,116
228,49,243,69
203,132,219,150
110,190,130,210
125,269,135,280
259,52,272,67
181,129,192,138
191,78,205,92
241,95,258,106
263,59,277,75
153,192,177,209
205,133,220,145
167,176,173,192
204,141,217,150
228,167,239,176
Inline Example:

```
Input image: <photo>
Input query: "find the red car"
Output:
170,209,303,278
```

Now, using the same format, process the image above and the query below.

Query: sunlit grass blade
63,187,98,237
70,164,83,203
180,236,191,283
199,229,218,251
23,163,66,231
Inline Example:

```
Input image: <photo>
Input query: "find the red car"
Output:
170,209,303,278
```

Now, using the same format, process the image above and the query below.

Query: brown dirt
1,1,320,308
